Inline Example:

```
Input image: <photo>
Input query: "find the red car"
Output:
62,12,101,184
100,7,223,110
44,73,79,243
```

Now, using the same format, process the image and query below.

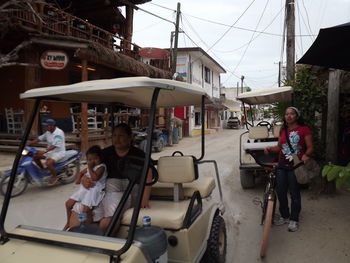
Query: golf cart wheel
0,173,28,197
203,214,227,263
154,137,165,152
240,169,255,189
60,161,80,184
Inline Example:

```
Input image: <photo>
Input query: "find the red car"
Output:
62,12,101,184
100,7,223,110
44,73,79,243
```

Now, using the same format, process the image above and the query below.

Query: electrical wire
297,2,314,42
232,0,270,73
301,0,315,40
205,0,257,53
296,0,304,54
213,5,284,54
222,0,270,85
149,2,176,12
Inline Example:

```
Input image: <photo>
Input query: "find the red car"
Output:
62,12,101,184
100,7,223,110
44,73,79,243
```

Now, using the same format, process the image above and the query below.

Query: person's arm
140,168,152,208
75,168,87,184
80,172,95,189
264,143,281,155
27,138,40,146
301,134,313,164
88,165,105,182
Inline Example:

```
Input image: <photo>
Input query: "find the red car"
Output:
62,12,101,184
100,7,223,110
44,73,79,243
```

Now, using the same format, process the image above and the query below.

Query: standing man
28,119,66,185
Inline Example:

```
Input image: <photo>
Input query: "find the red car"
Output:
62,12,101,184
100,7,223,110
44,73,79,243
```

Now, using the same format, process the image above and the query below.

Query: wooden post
24,66,40,137
80,59,89,153
326,69,341,162
324,69,341,193
125,5,134,52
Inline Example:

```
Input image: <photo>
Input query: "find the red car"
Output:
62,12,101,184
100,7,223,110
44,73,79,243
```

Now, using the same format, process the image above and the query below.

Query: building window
195,112,201,126
204,66,211,84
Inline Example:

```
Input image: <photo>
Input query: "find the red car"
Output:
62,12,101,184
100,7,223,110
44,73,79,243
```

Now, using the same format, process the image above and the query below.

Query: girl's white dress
70,163,108,208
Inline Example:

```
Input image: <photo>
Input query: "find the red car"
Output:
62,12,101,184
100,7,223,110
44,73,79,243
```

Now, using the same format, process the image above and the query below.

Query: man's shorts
44,151,65,162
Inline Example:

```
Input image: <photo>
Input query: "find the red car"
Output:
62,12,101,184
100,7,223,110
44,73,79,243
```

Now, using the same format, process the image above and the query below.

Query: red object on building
139,48,169,60
175,106,189,137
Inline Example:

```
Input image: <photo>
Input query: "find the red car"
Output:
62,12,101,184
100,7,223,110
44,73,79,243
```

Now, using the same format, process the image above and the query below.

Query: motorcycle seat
57,150,79,164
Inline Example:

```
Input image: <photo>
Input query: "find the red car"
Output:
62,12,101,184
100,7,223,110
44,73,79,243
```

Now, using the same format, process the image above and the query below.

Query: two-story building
0,0,171,151
174,47,226,136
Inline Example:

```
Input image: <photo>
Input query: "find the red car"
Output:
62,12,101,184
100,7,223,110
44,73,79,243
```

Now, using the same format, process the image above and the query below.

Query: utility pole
241,75,244,93
168,3,181,145
278,61,281,86
286,0,295,82
171,2,181,75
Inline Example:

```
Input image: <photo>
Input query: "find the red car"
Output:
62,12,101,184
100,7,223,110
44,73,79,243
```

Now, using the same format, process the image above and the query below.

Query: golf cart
0,77,226,263
236,86,293,189
226,117,240,129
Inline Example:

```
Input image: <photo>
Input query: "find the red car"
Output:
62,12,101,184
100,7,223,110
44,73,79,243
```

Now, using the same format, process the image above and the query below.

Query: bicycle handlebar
246,149,304,170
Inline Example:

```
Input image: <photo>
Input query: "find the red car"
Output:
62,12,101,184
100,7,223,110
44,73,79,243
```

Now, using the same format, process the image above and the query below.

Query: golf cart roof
236,86,293,104
20,77,211,108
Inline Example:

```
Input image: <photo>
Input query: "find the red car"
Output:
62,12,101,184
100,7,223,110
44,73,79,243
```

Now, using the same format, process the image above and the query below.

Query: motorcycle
0,146,81,197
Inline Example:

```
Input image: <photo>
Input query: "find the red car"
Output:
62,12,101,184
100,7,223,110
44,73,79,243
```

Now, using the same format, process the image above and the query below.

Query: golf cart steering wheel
256,121,271,130
121,156,159,186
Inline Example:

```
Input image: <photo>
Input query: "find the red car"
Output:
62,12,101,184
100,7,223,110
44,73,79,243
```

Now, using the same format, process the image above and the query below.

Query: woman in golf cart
67,123,152,232
264,107,313,232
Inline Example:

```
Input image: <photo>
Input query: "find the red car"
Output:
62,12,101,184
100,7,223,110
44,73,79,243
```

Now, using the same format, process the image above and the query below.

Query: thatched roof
30,34,171,78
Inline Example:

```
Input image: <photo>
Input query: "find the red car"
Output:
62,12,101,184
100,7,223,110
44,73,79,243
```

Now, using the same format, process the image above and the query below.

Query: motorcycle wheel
0,172,28,197
60,161,80,184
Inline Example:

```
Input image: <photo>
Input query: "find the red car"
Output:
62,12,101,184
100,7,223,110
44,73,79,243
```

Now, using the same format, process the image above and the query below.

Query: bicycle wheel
260,199,274,258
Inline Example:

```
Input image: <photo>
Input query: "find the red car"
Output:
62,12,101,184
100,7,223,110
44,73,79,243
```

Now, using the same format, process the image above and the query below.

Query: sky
131,0,350,91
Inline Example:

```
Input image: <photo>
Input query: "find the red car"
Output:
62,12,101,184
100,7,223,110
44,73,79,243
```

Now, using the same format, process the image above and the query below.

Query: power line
205,0,257,53
296,0,304,54
213,5,284,54
149,2,176,12
124,0,175,25
301,0,315,40
182,10,315,37
232,0,270,73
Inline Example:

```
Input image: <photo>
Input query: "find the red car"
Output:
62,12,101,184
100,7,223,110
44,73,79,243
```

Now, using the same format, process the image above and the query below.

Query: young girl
63,145,107,230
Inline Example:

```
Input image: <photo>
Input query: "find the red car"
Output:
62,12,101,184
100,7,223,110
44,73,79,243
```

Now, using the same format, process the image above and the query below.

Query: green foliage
269,102,291,122
322,163,350,190
285,66,328,161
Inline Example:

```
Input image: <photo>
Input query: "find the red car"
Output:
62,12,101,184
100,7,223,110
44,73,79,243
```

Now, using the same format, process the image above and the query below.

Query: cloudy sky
131,0,350,90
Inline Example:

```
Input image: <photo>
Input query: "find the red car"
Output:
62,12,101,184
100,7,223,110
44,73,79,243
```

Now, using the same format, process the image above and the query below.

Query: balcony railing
2,2,144,60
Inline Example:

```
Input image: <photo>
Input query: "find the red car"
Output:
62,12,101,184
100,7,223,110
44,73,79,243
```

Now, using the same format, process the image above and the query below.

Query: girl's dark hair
283,107,305,128
113,123,132,136
86,145,103,161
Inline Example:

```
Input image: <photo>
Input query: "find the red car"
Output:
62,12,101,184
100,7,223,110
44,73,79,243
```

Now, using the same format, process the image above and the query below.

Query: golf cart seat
152,176,215,199
271,125,282,138
122,155,204,230
248,126,269,140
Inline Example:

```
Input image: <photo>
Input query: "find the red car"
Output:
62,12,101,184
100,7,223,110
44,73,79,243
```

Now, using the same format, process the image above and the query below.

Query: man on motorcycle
28,119,66,185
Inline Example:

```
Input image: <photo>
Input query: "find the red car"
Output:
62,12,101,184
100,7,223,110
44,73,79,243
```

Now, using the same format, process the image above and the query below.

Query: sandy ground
1,129,350,263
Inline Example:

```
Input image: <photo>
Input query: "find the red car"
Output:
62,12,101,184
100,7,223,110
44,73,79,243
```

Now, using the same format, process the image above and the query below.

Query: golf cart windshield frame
0,82,208,259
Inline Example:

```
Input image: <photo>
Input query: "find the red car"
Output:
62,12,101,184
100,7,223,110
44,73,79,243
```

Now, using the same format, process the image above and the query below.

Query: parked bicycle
248,149,303,258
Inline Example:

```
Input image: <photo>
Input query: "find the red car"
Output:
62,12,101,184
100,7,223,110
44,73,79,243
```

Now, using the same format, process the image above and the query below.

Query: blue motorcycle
0,146,81,197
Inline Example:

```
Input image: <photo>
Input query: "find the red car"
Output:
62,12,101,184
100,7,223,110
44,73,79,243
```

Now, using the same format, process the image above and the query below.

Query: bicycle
248,149,303,258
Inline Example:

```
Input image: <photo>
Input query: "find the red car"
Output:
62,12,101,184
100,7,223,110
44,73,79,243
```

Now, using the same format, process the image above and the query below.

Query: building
174,47,226,136
220,86,249,127
0,0,171,151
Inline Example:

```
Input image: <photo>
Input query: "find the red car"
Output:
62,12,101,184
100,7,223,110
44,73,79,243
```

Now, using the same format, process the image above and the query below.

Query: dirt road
1,129,350,263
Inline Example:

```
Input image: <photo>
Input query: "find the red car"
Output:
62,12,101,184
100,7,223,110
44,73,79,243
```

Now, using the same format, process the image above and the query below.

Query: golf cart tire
240,169,255,189
0,173,28,197
154,137,165,152
203,214,227,263
60,161,80,184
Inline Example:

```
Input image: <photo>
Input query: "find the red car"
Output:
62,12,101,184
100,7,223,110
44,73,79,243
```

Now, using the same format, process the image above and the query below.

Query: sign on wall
40,51,68,70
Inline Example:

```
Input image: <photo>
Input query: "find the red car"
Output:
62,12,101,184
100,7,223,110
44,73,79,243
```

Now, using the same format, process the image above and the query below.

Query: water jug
134,216,168,263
